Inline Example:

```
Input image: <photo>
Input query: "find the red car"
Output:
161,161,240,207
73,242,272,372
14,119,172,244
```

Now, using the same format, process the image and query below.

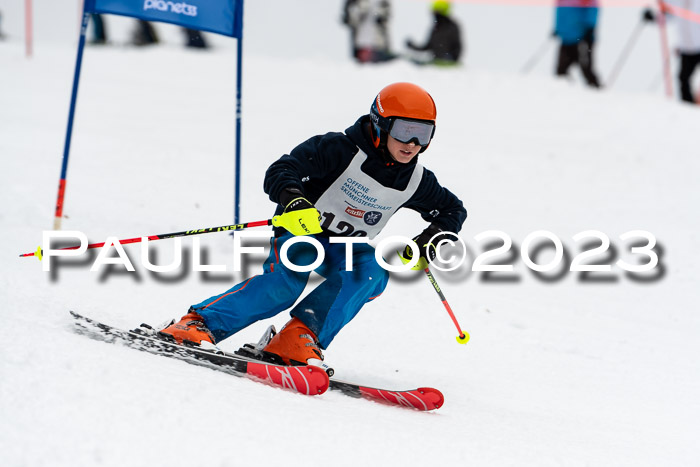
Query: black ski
69,311,329,395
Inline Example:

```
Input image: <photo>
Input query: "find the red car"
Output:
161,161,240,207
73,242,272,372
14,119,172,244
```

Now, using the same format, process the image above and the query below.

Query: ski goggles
388,118,435,146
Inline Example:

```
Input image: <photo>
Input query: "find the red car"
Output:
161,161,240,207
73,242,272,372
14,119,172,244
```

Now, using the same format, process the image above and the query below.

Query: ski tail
246,361,329,395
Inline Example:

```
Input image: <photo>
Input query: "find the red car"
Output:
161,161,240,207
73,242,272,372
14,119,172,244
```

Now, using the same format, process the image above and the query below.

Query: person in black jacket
89,14,107,44
406,0,463,64
159,83,467,366
183,28,208,49
132,20,159,46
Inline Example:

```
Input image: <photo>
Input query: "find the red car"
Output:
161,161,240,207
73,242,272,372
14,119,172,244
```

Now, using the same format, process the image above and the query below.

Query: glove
272,188,323,236
642,8,656,23
399,225,445,270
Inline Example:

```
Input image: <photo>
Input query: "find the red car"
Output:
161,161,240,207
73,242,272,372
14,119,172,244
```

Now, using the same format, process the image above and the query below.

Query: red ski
329,379,444,411
246,361,329,396
236,332,445,411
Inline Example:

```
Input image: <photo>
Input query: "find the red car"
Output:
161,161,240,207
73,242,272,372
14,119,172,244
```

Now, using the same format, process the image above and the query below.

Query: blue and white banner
84,0,243,38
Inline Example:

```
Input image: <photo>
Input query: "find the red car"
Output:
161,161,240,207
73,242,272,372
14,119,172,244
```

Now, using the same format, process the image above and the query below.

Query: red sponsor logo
345,207,365,218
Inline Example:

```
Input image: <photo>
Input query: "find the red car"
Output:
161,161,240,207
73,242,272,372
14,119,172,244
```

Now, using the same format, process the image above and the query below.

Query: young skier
159,82,467,366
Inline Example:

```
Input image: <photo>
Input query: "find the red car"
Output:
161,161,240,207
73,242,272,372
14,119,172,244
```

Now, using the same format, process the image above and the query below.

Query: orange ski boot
159,310,215,346
262,317,323,366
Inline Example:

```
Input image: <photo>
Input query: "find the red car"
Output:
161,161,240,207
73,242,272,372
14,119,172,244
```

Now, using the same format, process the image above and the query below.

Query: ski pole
606,19,646,87
657,0,674,98
521,34,555,74
19,218,273,260
423,266,470,344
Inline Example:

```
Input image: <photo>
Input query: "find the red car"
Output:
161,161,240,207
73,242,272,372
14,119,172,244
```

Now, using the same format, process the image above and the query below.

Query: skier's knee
366,264,390,291
277,272,308,300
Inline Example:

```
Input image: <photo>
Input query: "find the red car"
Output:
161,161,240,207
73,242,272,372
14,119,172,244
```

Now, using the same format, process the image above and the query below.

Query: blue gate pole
54,9,90,230
234,17,244,224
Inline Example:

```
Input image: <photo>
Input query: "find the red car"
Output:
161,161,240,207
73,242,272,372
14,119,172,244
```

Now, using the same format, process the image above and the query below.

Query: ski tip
355,385,445,411
69,310,86,323
417,387,445,410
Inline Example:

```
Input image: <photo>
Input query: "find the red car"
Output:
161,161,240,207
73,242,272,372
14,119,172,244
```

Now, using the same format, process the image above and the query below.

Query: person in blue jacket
554,0,601,88
159,82,467,366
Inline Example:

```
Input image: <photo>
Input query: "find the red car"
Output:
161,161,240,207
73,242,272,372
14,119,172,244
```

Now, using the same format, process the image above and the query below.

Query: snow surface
2,1,700,466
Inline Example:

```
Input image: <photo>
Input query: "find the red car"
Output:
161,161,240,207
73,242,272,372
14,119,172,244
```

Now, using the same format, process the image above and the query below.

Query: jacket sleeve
263,132,349,205
403,168,467,234
411,24,440,52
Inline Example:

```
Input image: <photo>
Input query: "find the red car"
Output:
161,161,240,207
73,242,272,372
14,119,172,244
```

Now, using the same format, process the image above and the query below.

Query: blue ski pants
191,233,390,348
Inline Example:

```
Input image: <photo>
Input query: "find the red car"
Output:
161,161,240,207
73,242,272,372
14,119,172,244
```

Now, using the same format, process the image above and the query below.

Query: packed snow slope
1,1,700,466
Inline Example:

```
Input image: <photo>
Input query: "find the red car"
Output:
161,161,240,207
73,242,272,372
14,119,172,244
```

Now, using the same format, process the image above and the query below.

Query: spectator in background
183,28,208,49
132,20,159,46
406,1,463,65
89,14,107,45
342,0,361,59
344,0,394,63
0,10,6,40
671,0,700,103
553,0,601,88
643,2,699,103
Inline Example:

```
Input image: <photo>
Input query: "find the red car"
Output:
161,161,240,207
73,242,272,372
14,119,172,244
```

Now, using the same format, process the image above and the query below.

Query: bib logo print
345,206,366,218
363,211,382,226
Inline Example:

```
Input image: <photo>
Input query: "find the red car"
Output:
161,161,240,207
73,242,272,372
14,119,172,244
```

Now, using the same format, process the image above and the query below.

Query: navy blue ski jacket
263,115,467,235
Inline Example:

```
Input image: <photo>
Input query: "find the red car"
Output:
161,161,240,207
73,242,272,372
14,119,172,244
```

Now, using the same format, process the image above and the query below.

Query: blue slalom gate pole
234,33,243,224
234,4,244,225
54,9,90,230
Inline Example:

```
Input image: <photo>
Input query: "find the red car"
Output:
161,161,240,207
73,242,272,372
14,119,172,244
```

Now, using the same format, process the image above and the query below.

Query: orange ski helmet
370,82,437,153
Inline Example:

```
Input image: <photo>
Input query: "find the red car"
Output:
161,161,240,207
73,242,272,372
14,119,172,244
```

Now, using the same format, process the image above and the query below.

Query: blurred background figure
183,28,209,49
406,0,463,66
342,0,360,59
553,0,601,88
132,20,159,46
0,9,6,40
344,0,394,63
89,14,107,45
671,0,700,104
